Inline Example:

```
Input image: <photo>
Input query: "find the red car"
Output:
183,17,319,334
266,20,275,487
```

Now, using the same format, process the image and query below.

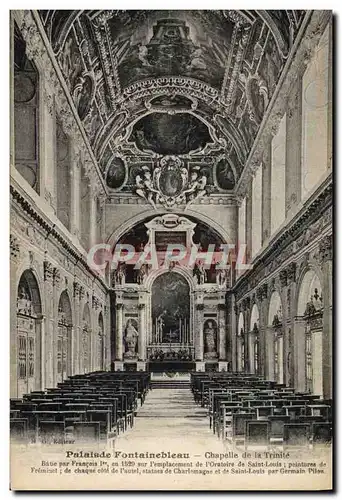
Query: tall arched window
13,22,40,193
57,291,73,383
297,270,324,396
16,270,42,396
301,24,330,199
268,291,283,383
249,304,260,374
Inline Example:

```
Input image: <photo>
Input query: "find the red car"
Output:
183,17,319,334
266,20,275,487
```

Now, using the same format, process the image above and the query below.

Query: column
258,297,267,378
285,78,302,216
36,316,45,390
320,235,332,399
10,236,20,398
104,304,111,370
52,268,61,386
138,303,146,361
40,82,57,212
262,140,272,243
245,182,253,263
89,185,97,250
70,143,81,241
115,304,124,361
218,302,226,360
43,261,54,388
231,300,237,372
265,327,275,381
287,263,297,388
195,303,204,362
293,318,307,392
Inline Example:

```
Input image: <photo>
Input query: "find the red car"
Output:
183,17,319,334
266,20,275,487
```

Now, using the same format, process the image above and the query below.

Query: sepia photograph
9,7,333,491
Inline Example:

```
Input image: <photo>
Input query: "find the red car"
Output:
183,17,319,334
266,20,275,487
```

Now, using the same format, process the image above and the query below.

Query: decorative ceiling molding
17,10,107,198
235,10,332,199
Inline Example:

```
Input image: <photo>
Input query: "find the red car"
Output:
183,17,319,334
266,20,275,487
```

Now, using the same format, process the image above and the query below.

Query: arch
145,265,194,293
98,311,104,331
268,291,282,325
17,269,42,316
250,303,260,331
297,269,323,316
106,209,232,249
81,303,91,373
58,290,73,325
56,290,73,383
238,312,244,334
16,269,43,396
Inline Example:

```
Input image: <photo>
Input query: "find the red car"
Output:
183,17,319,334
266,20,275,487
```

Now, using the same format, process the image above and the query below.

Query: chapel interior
10,10,333,448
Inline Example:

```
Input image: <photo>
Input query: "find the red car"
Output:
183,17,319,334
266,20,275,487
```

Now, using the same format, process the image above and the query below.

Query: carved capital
43,260,54,282
319,234,332,262
10,234,20,260
287,262,297,283
92,295,100,309
53,267,61,287
279,269,288,288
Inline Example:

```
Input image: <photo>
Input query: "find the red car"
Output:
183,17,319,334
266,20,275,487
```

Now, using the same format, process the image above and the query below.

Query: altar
111,214,231,372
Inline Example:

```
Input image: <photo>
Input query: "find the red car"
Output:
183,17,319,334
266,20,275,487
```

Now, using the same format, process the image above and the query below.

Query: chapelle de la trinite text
63,450,290,460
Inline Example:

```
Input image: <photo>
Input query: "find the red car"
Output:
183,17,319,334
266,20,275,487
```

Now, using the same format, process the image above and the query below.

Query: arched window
16,270,42,396
297,270,324,396
57,291,73,383
13,22,40,193
268,291,283,383
249,304,259,374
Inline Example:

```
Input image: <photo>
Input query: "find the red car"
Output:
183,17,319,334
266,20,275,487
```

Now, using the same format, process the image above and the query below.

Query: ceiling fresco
38,9,306,201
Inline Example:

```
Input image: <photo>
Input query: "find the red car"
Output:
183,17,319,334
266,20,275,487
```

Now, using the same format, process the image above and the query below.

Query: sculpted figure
124,319,139,359
204,321,218,359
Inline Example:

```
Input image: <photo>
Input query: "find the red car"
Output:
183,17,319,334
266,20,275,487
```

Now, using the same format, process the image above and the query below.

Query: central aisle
115,387,226,449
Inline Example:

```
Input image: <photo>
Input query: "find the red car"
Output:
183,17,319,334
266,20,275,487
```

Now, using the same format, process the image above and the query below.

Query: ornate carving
43,260,54,282
92,295,100,309
287,262,297,282
135,156,208,209
10,234,20,260
53,267,61,287
319,234,332,262
279,269,288,288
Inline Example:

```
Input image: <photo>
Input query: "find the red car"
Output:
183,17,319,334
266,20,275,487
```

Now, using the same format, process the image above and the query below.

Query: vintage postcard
10,9,333,491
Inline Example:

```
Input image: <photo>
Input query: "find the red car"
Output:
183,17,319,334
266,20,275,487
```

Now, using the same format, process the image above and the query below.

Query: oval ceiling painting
129,112,212,155
106,157,126,190
215,158,235,190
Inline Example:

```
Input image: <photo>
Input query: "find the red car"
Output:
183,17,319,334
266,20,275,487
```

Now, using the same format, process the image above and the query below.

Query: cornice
236,10,332,198
233,174,332,301
18,10,107,197
10,183,109,294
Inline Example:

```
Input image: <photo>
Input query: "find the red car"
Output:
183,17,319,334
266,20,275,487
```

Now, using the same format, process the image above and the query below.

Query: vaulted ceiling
38,10,306,194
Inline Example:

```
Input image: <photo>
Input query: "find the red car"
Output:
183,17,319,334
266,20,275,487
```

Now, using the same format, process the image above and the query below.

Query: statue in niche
216,267,230,287
17,287,32,315
114,262,126,286
203,320,218,359
136,264,149,285
124,319,139,359
194,262,207,285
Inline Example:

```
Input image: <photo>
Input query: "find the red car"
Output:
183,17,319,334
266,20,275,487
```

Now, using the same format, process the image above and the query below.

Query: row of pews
191,373,332,449
10,371,150,445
